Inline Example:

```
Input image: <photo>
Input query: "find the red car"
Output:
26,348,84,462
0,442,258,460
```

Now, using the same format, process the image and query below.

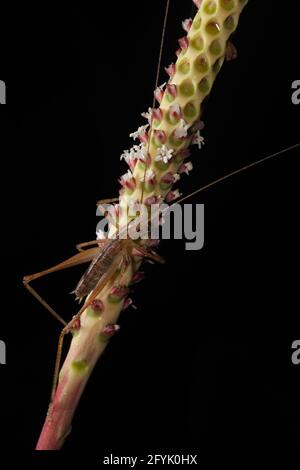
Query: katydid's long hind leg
76,239,108,252
23,283,67,326
51,260,122,400
23,248,99,326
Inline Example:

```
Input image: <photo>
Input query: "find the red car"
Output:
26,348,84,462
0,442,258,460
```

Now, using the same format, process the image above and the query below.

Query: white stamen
121,169,134,182
120,149,131,164
120,143,148,165
192,130,205,149
129,124,149,140
141,107,152,122
173,173,181,182
184,162,193,174
174,119,189,139
146,168,155,179
182,18,193,32
136,143,148,161
154,144,174,164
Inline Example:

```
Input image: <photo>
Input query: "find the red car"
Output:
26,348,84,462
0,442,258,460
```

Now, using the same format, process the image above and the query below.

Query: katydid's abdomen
74,238,123,299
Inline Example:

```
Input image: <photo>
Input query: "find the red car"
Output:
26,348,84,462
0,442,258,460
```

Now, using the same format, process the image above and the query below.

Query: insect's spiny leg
76,239,108,252
23,280,67,326
51,261,122,398
23,248,99,326
51,327,68,402
23,248,99,283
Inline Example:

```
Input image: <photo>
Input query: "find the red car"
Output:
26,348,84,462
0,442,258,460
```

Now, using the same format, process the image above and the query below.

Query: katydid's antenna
173,143,300,206
140,0,171,204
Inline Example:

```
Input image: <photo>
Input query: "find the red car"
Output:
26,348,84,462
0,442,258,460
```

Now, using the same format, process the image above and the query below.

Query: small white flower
174,119,189,139
173,189,182,199
120,143,148,165
121,169,134,182
192,130,205,149
136,143,148,161
184,162,193,175
120,149,131,164
146,168,155,179
173,173,181,183
154,144,174,164
154,82,167,98
170,103,181,116
129,124,149,140
182,18,193,32
141,107,152,122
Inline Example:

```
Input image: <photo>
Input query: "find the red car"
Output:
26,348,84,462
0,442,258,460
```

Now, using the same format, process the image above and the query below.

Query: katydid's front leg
96,197,119,206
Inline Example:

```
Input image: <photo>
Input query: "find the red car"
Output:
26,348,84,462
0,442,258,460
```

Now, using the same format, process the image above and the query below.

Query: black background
0,0,299,459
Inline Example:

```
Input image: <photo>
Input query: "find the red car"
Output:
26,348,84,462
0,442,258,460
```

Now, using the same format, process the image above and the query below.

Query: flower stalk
36,0,248,450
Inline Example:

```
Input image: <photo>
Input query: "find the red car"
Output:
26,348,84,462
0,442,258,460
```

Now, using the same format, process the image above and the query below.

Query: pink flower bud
179,161,193,175
144,169,156,188
191,120,205,132
226,41,238,62
166,84,177,99
182,18,193,33
165,63,176,78
178,36,189,51
108,286,130,303
154,87,164,104
153,130,167,145
131,271,145,284
119,170,136,192
193,0,202,8
144,195,159,206
91,299,104,313
101,324,120,337
138,132,149,144
152,108,163,122
177,148,191,159
160,172,178,186
169,103,182,121
165,189,182,202
72,317,81,331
